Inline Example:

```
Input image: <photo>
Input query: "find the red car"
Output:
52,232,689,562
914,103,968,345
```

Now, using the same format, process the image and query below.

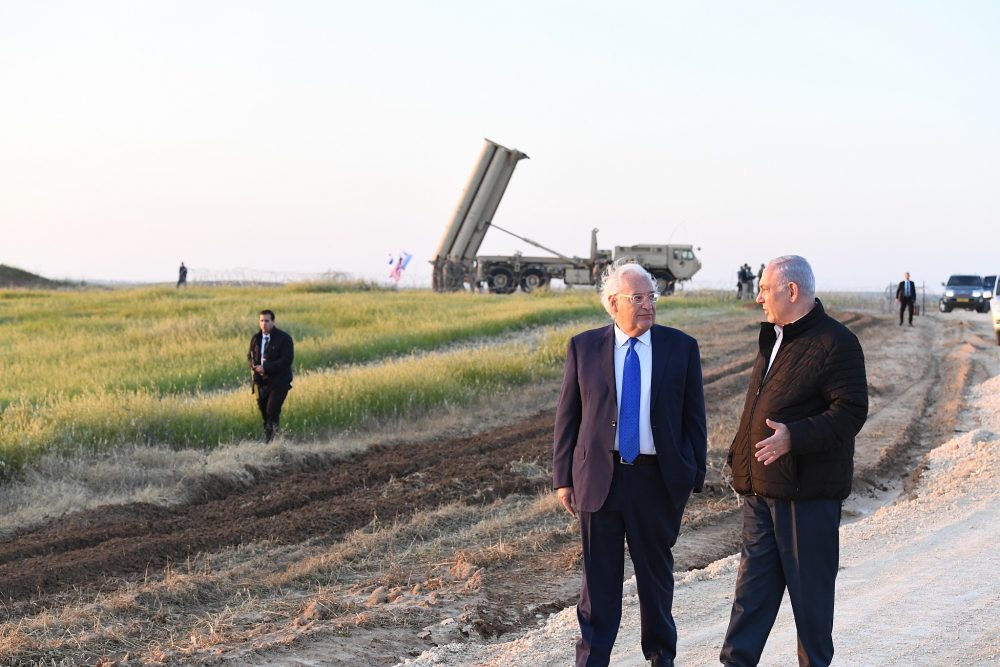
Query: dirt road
1,305,995,665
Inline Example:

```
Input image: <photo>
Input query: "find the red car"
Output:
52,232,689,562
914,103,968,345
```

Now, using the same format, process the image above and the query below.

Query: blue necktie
619,338,641,463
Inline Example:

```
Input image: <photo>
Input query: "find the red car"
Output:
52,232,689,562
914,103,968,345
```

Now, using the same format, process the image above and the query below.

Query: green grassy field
0,285,731,469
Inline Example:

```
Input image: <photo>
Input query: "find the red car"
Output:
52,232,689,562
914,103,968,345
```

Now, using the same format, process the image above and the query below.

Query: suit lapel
598,324,617,406
650,325,672,407
253,332,263,362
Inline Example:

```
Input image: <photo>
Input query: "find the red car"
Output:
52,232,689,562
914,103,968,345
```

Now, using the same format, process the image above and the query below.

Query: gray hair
599,261,655,316
768,255,816,298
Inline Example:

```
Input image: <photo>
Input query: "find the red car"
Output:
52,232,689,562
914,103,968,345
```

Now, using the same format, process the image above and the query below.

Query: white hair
768,255,816,297
599,261,655,316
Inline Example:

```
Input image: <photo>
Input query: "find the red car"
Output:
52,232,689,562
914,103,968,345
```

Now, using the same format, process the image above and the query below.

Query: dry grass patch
0,491,573,663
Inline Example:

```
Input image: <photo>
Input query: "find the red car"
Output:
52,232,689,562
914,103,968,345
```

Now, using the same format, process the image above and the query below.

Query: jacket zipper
746,359,773,496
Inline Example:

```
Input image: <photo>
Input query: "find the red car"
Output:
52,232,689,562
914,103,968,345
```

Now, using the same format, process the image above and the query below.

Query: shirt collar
614,325,652,349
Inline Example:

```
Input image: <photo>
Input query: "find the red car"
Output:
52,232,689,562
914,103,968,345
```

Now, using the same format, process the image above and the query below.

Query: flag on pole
388,251,413,282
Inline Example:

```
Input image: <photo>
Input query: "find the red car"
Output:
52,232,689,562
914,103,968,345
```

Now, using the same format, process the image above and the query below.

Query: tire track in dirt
850,314,942,491
898,317,996,494
853,314,991,499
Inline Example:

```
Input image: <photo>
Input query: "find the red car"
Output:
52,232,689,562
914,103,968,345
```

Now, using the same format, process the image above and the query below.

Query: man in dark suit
553,262,707,667
895,271,916,326
247,309,294,442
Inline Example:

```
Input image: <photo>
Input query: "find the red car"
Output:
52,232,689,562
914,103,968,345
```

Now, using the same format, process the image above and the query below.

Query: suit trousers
256,382,290,442
576,462,682,667
899,298,914,324
720,495,841,667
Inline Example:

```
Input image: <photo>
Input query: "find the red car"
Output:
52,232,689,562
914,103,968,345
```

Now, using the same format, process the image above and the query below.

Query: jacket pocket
772,453,799,487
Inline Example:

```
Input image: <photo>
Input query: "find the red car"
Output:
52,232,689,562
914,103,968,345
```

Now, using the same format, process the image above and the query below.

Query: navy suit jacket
248,327,295,388
895,280,916,301
552,323,707,513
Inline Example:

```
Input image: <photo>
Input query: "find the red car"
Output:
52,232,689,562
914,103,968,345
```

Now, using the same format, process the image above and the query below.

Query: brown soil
2,305,993,666
0,416,557,601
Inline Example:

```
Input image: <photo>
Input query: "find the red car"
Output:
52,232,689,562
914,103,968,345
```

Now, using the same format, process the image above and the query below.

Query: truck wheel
939,301,951,313
520,270,547,293
653,273,675,295
487,267,516,294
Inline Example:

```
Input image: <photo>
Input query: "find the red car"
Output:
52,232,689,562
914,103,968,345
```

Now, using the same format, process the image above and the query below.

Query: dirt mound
0,264,75,289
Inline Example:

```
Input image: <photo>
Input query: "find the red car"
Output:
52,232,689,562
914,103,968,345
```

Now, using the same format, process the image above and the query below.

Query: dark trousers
576,463,683,667
255,383,289,442
899,298,914,324
720,496,841,667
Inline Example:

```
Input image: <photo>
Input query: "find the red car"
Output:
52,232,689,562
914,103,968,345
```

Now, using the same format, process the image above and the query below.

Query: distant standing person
720,255,868,667
895,271,917,326
741,263,755,298
248,309,294,443
177,262,188,288
553,262,707,667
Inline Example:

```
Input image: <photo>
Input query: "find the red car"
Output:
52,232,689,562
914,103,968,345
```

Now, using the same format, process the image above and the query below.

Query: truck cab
613,244,702,294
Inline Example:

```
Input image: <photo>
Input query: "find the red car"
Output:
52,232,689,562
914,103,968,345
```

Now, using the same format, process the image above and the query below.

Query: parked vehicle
938,274,987,313
983,275,996,300
432,140,701,294
990,276,1000,345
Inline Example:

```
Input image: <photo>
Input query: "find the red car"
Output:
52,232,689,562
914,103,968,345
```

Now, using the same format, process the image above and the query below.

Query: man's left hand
754,418,791,465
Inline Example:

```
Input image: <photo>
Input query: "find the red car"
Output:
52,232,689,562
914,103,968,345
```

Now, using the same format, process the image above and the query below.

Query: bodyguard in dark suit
553,263,707,667
247,309,294,443
721,256,868,667
895,271,916,326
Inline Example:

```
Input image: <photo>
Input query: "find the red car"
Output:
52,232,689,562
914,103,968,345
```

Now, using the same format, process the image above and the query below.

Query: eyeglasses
616,292,660,305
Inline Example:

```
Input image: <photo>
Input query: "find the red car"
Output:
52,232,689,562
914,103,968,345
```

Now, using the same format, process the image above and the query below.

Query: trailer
432,140,701,294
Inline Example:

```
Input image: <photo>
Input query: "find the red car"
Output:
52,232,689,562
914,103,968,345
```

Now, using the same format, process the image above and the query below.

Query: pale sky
2,1,998,291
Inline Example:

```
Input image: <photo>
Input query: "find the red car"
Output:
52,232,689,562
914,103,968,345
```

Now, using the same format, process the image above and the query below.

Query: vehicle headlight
973,290,982,297
945,289,955,297
985,290,994,299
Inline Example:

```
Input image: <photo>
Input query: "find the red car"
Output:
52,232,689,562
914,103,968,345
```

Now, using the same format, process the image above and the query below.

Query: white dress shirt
613,325,656,455
766,325,783,376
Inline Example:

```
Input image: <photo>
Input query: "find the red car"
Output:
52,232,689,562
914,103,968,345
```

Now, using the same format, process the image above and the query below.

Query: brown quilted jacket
727,300,868,500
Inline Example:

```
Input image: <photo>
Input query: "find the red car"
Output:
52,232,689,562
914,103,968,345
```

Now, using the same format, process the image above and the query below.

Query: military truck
432,139,701,294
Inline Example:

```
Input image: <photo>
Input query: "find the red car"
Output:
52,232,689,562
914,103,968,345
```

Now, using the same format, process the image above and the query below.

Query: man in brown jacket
720,255,868,667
